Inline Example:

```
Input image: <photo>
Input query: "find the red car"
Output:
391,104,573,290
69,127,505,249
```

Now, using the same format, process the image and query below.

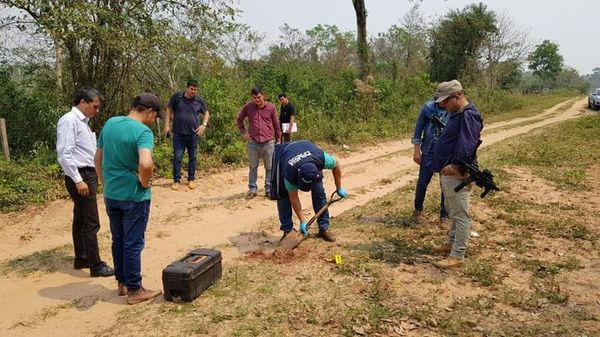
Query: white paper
282,123,297,133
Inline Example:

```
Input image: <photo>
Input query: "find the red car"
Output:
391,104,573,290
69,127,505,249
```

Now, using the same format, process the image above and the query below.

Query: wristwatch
202,123,207,127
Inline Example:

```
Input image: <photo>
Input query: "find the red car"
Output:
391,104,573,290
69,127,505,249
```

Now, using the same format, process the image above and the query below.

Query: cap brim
435,95,450,103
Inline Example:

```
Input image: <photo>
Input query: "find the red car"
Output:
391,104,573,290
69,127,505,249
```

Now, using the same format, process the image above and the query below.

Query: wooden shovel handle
306,191,343,228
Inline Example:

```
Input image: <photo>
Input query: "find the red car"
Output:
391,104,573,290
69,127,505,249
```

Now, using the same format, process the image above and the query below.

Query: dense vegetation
0,1,593,211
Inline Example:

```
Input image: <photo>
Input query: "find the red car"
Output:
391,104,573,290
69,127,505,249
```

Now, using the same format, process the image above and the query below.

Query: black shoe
91,264,115,277
74,259,90,270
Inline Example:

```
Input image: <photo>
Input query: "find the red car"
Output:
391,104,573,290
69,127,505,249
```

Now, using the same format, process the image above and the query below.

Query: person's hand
75,181,89,197
243,133,252,142
441,164,458,176
195,125,206,136
336,188,347,198
299,221,308,236
413,151,422,165
164,126,171,139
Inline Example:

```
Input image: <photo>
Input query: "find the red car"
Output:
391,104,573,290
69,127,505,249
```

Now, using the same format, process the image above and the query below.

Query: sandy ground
0,97,588,337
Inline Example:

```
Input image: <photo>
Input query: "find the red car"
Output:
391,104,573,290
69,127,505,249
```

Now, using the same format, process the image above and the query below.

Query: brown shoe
127,287,162,305
318,229,336,242
171,182,180,191
280,230,291,241
246,191,257,199
412,210,423,224
438,218,450,231
434,257,464,269
188,181,196,190
432,243,452,256
118,283,128,296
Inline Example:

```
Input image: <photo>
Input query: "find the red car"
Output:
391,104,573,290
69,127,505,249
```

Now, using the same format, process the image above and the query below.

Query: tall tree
528,40,564,85
352,0,369,80
430,2,497,82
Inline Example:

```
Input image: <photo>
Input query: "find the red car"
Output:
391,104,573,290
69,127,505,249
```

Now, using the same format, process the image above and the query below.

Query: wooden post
0,118,9,161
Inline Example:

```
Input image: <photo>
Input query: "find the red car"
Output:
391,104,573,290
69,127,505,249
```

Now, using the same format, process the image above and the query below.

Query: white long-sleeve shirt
56,107,97,183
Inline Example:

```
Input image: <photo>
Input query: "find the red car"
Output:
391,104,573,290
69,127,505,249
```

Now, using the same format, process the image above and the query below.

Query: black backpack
268,143,292,200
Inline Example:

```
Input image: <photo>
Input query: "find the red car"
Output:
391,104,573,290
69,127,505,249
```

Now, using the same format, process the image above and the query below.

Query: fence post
0,118,9,161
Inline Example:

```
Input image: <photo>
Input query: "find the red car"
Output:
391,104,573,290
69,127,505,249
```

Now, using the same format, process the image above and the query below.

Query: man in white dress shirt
56,87,114,277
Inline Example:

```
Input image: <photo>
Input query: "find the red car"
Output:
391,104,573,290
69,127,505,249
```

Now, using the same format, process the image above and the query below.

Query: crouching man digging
431,80,483,269
276,140,346,242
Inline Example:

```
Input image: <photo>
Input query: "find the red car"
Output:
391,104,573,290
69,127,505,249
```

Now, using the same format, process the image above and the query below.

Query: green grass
481,114,600,191
0,245,71,276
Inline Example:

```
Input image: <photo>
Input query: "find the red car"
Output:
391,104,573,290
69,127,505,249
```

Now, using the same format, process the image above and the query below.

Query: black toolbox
162,248,222,302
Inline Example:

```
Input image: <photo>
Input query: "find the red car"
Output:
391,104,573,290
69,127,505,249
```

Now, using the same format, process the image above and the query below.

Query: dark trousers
282,133,292,143
64,168,103,270
173,133,198,182
105,198,150,292
277,180,329,232
414,154,448,218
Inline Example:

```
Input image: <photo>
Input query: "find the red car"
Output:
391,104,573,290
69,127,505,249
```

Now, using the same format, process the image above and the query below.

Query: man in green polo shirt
95,93,162,305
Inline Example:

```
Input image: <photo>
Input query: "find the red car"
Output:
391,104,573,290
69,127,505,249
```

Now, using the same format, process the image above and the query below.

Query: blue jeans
247,140,274,192
414,154,448,218
173,133,198,182
104,198,150,292
277,180,329,232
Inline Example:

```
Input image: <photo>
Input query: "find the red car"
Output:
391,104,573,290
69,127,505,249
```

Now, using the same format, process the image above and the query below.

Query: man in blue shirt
164,80,210,191
275,141,346,242
411,99,449,226
431,80,483,269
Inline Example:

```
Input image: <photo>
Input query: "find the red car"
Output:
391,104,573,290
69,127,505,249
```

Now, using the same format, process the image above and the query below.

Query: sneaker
318,229,336,242
432,243,452,256
118,283,128,296
411,210,423,223
90,264,115,277
246,191,257,199
438,218,450,231
171,182,180,191
188,181,196,190
126,287,162,305
265,190,271,198
434,257,464,269
280,230,291,241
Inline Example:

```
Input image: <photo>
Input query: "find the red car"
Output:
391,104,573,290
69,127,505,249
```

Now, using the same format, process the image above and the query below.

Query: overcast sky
236,0,599,75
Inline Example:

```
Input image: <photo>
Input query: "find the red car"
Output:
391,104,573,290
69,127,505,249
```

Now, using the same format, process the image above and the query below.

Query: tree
371,5,428,83
0,0,235,128
480,11,530,89
528,40,564,85
352,0,369,80
430,2,497,82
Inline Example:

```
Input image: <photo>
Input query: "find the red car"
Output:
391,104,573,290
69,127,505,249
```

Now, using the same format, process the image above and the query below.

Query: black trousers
64,168,102,270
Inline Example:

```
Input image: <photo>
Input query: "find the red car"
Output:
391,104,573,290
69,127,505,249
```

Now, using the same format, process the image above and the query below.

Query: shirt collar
71,106,89,123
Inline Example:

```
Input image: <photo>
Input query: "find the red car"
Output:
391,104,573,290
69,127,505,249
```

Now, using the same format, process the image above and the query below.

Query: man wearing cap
56,86,115,278
164,79,210,191
431,80,483,269
95,93,162,304
276,140,346,242
411,96,449,226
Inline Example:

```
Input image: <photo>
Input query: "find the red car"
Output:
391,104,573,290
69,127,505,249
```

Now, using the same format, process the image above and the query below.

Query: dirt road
0,97,588,337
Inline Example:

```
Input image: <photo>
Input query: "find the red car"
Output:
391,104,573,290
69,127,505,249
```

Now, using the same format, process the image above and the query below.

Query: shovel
277,191,343,250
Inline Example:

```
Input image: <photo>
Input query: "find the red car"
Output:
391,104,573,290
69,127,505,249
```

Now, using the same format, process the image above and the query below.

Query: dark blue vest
280,140,325,186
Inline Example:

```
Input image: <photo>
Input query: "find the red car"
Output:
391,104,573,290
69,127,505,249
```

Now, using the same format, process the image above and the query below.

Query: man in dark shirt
278,93,296,143
431,80,483,269
236,87,282,198
164,80,210,191
275,140,346,242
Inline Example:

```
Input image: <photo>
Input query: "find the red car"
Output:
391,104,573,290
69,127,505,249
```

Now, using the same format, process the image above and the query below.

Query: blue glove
299,222,308,236
337,187,347,198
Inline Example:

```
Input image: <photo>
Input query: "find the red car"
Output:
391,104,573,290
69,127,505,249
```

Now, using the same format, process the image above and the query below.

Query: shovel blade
277,229,305,250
